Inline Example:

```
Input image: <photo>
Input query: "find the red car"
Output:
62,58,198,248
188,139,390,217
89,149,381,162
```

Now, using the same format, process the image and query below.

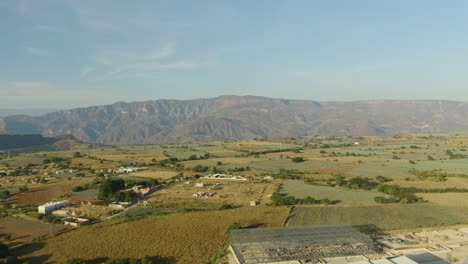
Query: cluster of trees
37,213,62,224
192,164,209,173
408,169,449,182
375,184,423,204
72,184,89,192
272,169,303,180
270,192,335,206
445,149,468,159
335,176,376,190
291,157,305,163
188,153,210,160
98,179,135,202
0,190,10,199
43,157,68,164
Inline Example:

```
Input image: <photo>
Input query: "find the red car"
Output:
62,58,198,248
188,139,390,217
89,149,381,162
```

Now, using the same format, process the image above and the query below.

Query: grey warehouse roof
230,224,379,264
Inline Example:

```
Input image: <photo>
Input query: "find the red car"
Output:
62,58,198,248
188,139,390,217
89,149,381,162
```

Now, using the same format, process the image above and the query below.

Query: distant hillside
0,134,82,150
1,96,468,144
0,108,57,117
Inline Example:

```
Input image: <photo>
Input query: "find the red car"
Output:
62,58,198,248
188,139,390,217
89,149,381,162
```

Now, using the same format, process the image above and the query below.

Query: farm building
229,224,380,264
63,217,91,227
38,200,71,214
109,201,132,209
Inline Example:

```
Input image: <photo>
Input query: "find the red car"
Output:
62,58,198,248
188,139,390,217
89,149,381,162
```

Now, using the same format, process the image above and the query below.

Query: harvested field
129,169,177,180
282,180,383,204
17,207,290,264
418,193,468,208
287,204,468,230
9,178,94,206
0,217,65,242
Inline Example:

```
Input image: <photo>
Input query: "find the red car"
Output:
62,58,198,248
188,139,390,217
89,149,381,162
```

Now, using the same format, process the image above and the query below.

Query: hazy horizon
2,0,468,108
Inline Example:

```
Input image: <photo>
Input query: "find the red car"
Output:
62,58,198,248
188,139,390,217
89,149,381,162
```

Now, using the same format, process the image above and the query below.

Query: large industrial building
37,200,70,214
229,224,380,264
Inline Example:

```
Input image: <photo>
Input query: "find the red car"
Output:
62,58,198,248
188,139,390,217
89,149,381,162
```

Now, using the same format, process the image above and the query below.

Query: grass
287,204,468,230
281,180,384,204
16,207,290,264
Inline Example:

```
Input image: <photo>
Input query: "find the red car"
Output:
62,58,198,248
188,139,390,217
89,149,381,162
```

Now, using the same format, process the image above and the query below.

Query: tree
0,243,9,258
98,179,126,199
291,157,305,163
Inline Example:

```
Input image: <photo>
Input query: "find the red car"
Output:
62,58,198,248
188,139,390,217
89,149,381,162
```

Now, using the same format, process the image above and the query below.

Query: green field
287,204,468,230
282,180,383,204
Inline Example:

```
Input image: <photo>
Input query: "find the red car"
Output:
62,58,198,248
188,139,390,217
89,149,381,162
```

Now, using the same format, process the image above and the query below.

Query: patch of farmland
347,161,413,179
246,159,339,172
129,170,177,180
181,157,269,168
392,177,468,189
418,193,468,208
17,207,290,264
224,140,300,152
282,180,383,204
207,150,243,157
164,150,206,160
287,204,468,230
9,178,94,206
0,217,65,242
411,159,468,174
4,155,47,167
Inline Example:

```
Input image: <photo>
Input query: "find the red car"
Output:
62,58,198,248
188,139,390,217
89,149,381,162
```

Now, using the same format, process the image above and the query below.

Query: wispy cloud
106,61,209,77
80,67,95,78
25,47,51,56
32,24,64,33
0,80,145,108
147,44,175,60
86,43,214,79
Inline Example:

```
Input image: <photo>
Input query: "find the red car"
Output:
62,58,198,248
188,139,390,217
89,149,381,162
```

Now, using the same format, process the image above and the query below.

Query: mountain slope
1,96,468,144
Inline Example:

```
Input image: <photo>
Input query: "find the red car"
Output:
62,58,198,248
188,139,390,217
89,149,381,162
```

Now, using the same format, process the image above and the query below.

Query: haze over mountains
1,96,468,145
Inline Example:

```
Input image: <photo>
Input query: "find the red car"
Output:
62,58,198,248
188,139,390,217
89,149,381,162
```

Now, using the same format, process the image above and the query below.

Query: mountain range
1,96,468,145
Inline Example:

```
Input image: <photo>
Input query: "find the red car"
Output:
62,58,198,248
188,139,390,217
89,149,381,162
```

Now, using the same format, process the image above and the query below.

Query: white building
38,200,70,214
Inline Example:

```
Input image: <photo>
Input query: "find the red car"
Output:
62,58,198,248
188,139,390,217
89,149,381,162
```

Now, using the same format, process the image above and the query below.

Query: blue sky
2,0,468,108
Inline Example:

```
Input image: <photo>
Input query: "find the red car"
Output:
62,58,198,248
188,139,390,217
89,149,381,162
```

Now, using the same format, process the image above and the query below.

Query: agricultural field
129,169,178,180
287,204,468,230
281,180,384,204
147,179,279,207
15,207,290,264
7,177,94,206
418,193,468,208
0,217,65,242
1,133,468,263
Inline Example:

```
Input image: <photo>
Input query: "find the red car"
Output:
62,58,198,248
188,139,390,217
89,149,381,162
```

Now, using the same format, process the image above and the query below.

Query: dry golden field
8,177,93,206
418,193,468,207
0,217,65,243
17,207,290,263
129,169,178,180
